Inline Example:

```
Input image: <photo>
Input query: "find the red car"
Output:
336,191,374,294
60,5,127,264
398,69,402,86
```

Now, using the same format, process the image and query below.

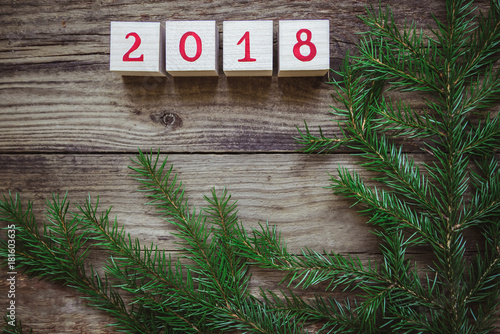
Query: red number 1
123,32,144,62
237,31,256,62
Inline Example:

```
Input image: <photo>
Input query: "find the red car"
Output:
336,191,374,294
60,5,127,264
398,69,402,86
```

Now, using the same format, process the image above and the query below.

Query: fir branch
356,35,443,93
360,3,444,81
295,0,500,331
465,249,500,305
463,157,500,229
262,291,362,333
128,151,238,312
374,97,444,138
128,150,303,334
1,317,32,334
459,114,500,155
322,62,446,223
233,221,384,291
77,192,240,333
294,122,348,154
203,188,250,293
461,64,500,114
455,0,500,83
332,167,441,248
0,194,155,333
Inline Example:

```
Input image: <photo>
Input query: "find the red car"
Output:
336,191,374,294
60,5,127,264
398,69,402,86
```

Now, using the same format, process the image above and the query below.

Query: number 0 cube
165,21,219,77
278,20,330,77
110,22,166,76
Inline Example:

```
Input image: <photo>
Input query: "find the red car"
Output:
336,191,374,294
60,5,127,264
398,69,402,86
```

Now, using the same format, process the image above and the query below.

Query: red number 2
237,31,256,62
293,29,317,62
123,32,144,62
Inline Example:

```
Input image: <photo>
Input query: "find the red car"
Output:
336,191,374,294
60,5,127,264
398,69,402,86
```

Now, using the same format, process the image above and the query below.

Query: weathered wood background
0,0,497,333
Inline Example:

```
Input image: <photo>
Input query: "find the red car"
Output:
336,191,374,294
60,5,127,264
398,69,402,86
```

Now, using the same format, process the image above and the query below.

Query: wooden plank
1,0,497,332
2,152,485,253
1,252,390,334
0,153,380,254
0,0,451,153
1,274,115,333
0,70,340,152
1,152,496,332
0,153,377,333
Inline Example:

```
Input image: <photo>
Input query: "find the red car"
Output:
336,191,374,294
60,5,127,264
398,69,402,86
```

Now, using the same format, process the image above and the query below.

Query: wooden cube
223,21,273,77
278,20,330,77
110,21,166,76
165,21,219,77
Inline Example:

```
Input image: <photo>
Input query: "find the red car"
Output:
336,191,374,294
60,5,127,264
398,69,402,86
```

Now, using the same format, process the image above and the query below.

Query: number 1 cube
278,20,330,77
110,22,166,76
223,21,273,77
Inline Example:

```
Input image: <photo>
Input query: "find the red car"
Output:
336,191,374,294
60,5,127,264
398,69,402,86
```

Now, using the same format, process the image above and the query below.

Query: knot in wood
150,111,182,129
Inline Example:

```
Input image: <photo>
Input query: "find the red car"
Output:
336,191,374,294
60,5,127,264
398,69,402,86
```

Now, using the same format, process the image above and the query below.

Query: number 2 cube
278,20,330,77
110,22,166,76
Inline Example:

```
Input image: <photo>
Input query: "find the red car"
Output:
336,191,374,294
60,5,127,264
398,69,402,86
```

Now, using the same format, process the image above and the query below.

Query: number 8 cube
278,20,330,77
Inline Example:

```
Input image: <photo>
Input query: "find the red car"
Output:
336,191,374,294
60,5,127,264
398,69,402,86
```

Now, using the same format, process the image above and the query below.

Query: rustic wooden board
4,254,392,334
0,0,498,332
0,153,494,333
0,153,384,333
0,153,380,254
0,0,447,153
0,153,385,333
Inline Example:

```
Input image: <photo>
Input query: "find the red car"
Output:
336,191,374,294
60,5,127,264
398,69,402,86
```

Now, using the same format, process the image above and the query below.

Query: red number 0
179,32,202,62
237,31,256,62
123,32,144,62
293,29,317,62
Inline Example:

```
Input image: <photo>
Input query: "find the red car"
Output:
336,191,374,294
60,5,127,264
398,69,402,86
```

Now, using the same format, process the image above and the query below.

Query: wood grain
0,152,382,333
0,0,498,332
0,153,495,332
0,153,379,254
2,253,389,334
0,0,447,153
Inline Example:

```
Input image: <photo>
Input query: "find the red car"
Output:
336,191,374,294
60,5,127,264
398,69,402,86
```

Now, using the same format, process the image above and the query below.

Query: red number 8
293,29,317,62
